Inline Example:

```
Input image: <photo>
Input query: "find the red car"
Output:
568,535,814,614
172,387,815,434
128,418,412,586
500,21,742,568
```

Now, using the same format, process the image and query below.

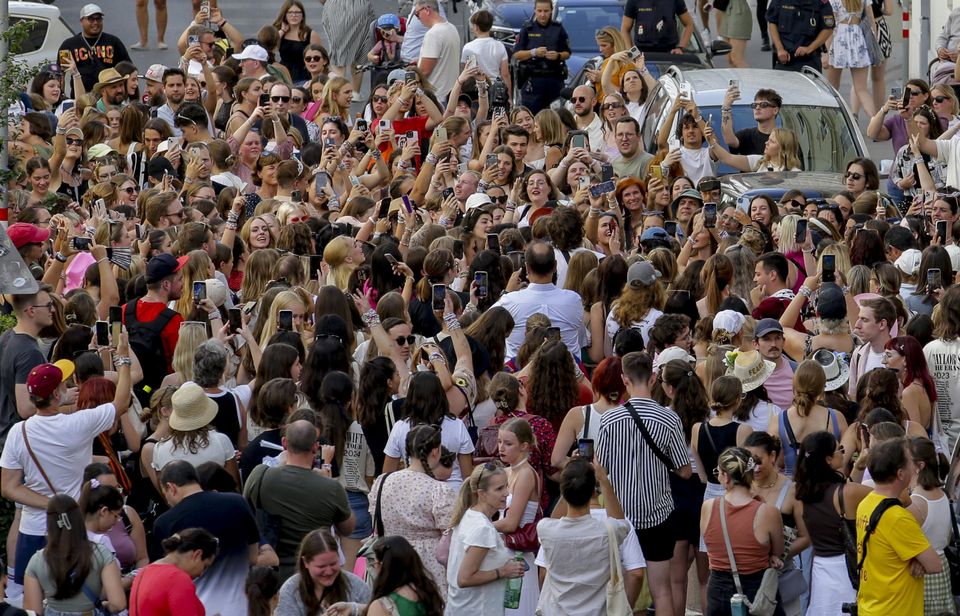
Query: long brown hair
44,495,93,599
297,529,347,613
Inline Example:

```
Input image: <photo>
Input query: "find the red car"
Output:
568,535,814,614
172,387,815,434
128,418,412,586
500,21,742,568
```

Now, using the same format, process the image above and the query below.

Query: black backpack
124,300,177,407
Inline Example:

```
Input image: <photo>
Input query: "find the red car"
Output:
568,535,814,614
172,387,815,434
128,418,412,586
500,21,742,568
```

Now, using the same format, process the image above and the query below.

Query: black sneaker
761,38,771,52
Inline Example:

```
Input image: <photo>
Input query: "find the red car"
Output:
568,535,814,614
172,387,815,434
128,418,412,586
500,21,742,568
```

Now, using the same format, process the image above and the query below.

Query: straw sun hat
726,350,775,392
169,383,218,432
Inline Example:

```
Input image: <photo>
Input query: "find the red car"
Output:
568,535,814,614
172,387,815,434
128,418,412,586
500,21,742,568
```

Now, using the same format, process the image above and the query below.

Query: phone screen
571,134,586,150
259,93,270,107
378,198,391,219
928,268,942,290
475,271,488,298
547,326,561,342
822,254,836,283
278,310,294,331
431,284,446,311
578,438,595,461
486,233,500,254
309,255,323,279
401,195,413,214
95,321,109,347
938,220,948,245
795,219,808,244
193,281,206,302
703,202,717,228
601,164,614,183
228,308,242,334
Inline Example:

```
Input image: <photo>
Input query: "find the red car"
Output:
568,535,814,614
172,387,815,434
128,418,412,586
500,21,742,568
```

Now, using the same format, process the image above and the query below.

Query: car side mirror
711,40,732,56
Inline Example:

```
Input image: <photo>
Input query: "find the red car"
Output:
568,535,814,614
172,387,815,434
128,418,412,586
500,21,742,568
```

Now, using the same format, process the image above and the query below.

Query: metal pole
0,0,8,229
901,1,910,85
919,0,930,81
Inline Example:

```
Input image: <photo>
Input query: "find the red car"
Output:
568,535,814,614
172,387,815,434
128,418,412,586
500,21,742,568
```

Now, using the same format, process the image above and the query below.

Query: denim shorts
347,490,373,539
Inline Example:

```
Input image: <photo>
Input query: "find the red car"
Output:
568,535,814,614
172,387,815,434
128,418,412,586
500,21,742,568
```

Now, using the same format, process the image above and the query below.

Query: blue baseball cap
377,14,400,29
640,227,669,242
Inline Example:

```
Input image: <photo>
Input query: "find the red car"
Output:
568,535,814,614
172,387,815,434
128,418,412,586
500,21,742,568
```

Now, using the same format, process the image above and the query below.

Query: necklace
757,474,778,490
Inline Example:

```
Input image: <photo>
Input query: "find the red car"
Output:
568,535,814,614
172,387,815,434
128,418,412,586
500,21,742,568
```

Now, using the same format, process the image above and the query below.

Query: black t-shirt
239,429,283,484
58,33,131,95
0,602,29,616
0,331,44,449
623,0,688,50
150,490,259,560
730,127,770,156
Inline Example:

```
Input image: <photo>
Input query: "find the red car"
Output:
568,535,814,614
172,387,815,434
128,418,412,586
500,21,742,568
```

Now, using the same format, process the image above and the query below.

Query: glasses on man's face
305,55,323,63
85,15,104,21
573,96,590,104
782,199,804,210
271,95,291,103
845,172,863,181
395,335,416,346
31,301,55,311
489,195,508,204
166,209,184,219
751,102,777,110
372,95,389,103
65,137,83,146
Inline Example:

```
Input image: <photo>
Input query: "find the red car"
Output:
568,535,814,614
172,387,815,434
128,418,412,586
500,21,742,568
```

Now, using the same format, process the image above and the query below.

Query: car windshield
697,104,860,175
554,5,623,53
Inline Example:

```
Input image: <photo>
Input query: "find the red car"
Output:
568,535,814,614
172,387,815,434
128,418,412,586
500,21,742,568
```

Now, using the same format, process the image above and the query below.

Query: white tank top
914,493,953,553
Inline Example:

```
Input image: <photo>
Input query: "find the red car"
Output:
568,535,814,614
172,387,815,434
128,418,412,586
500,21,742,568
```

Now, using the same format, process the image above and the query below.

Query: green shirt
25,541,114,611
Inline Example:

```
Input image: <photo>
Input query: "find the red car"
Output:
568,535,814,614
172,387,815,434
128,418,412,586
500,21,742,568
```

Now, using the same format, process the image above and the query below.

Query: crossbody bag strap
857,498,902,575
605,518,622,586
717,498,746,599
701,422,719,456
623,401,675,471
21,422,56,493
583,404,592,439
375,472,393,537
782,411,800,451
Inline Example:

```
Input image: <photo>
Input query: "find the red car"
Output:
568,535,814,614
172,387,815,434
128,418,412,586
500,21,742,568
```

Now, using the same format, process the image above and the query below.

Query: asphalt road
53,0,899,161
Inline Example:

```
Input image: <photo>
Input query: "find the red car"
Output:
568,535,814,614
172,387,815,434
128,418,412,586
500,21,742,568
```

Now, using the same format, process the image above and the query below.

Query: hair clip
90,478,100,488
56,512,72,530
745,456,757,473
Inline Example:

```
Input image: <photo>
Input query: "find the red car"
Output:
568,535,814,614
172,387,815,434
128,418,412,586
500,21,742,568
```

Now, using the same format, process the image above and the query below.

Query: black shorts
713,0,731,11
636,513,678,562
671,474,706,545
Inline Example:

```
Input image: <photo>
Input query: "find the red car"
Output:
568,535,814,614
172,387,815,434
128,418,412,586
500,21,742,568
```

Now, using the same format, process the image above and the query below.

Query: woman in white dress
494,418,540,615
707,127,803,173
446,464,526,616
825,0,877,117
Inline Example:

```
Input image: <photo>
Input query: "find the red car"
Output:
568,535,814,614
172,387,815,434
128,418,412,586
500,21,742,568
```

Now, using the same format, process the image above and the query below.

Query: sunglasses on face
908,88,924,97
782,199,804,209
305,55,324,62
291,96,303,103
85,15,104,21
933,96,950,103
573,96,590,104
395,335,416,346
601,102,624,110
751,102,777,110
122,186,138,194
845,172,863,180
271,95,291,103
65,138,83,146
372,95,389,103
489,195,508,204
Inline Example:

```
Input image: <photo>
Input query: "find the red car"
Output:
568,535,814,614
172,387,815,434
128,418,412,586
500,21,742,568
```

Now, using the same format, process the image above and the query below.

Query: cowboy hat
93,68,125,93
727,350,775,393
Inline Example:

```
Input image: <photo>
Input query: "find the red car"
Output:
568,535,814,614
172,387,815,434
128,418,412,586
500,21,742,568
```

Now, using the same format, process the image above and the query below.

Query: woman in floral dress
368,424,457,594
826,0,877,117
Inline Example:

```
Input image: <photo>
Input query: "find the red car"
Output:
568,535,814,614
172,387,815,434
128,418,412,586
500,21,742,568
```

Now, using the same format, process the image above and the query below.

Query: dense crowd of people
5,0,960,615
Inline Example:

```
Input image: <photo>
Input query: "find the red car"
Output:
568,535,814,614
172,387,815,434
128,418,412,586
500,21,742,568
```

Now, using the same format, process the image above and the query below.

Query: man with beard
570,85,603,151
92,69,127,111
611,117,653,180
58,4,131,95
123,253,186,406
752,318,794,409
513,0,570,113
155,68,187,136
141,64,167,107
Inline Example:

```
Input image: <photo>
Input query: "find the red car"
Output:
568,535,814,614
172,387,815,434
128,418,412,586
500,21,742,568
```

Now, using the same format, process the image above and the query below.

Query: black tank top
697,421,741,485
279,35,311,83
802,483,849,557
209,389,242,449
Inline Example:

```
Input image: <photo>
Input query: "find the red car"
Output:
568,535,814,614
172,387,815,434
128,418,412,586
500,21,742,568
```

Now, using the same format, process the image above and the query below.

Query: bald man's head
284,419,318,454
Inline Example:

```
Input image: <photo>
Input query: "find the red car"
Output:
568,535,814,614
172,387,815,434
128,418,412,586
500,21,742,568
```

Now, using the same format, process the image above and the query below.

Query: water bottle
730,593,748,616
503,552,524,609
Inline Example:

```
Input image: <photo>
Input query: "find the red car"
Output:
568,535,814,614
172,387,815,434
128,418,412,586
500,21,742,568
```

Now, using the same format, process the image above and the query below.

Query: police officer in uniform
514,0,571,114
767,0,835,71
620,0,694,53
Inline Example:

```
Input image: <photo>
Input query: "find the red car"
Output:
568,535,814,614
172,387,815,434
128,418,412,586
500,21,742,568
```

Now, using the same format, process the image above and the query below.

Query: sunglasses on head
271,95,291,103
395,335,416,346
845,172,863,180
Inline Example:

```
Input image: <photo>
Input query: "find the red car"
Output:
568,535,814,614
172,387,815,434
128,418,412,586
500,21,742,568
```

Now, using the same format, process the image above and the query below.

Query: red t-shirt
129,563,205,616
124,300,183,372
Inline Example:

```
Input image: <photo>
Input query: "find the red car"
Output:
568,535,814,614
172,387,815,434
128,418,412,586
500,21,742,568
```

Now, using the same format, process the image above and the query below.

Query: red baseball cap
26,360,75,400
7,223,50,249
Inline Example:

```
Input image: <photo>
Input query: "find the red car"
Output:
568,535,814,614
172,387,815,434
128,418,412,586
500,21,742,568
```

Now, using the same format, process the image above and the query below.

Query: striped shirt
597,397,688,530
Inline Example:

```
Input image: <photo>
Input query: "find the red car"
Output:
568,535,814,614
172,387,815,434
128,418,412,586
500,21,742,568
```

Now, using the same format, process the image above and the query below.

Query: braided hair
405,424,442,479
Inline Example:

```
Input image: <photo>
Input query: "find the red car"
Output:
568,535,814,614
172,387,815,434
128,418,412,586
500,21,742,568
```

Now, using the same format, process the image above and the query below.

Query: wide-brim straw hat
169,383,218,431
727,350,775,393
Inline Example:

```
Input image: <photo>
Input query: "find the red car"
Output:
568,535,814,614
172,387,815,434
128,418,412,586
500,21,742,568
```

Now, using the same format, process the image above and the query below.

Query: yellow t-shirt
855,491,931,616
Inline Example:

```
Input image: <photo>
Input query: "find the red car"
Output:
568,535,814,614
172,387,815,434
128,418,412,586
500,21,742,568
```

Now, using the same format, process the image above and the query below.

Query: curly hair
611,282,665,329
858,367,906,424
525,340,578,426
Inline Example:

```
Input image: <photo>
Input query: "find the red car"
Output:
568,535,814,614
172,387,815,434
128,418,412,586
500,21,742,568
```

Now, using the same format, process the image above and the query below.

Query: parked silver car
639,67,869,175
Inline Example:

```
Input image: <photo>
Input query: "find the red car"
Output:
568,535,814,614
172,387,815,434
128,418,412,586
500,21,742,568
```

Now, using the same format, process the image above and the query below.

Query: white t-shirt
925,338,960,454
535,509,644,571
151,430,235,472
0,403,116,536
420,21,462,100
935,138,960,189
605,307,663,356
445,509,512,615
461,37,507,81
384,416,475,486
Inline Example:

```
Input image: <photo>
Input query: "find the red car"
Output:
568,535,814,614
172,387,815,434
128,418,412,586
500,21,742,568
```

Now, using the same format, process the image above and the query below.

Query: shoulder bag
837,484,861,589
503,471,543,553
21,422,56,494
623,401,675,471
718,498,778,616
359,472,393,584
943,498,960,594
249,465,282,550
604,519,632,616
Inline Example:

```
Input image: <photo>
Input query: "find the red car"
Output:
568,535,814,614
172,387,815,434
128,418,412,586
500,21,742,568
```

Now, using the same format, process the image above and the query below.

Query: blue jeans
14,532,46,584
347,491,373,539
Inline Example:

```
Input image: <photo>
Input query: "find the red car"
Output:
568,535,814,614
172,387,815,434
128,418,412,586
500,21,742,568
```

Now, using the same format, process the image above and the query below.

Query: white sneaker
351,92,364,102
